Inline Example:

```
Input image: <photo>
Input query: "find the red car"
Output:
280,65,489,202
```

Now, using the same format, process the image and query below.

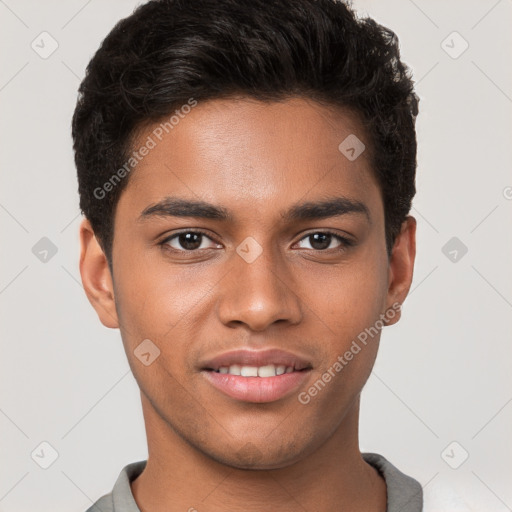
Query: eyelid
294,229,354,249
160,228,220,248
160,228,354,252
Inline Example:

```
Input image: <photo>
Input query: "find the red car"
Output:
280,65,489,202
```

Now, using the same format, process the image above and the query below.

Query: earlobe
385,216,417,326
78,218,119,329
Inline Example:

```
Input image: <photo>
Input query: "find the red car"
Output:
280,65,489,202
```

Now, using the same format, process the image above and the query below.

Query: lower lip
202,370,311,403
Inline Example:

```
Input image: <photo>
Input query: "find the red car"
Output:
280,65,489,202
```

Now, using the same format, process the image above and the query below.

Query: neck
131,392,386,512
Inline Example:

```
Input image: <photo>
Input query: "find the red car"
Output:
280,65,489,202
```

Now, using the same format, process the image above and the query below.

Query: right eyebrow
138,197,233,222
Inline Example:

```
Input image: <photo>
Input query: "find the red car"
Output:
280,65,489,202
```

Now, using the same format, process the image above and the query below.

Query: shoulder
362,452,422,512
363,452,478,512
84,493,114,512
83,460,147,512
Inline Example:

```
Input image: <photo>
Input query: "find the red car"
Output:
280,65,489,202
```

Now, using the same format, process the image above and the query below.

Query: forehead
117,97,381,224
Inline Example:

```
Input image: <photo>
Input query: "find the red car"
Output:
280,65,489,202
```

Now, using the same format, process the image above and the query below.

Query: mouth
205,364,308,377
200,349,313,403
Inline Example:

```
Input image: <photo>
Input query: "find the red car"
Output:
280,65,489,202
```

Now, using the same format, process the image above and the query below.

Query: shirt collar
105,453,422,512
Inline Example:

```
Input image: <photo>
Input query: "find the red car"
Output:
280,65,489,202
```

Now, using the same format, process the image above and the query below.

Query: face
79,97,415,470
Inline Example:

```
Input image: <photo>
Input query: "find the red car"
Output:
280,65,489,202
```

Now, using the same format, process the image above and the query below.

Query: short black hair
72,0,419,268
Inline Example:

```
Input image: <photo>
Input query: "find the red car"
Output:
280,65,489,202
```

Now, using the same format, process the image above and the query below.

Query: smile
200,348,313,402
202,366,311,403
214,364,295,377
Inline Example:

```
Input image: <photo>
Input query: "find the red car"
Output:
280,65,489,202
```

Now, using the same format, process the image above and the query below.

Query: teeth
276,365,286,375
216,364,295,377
228,364,241,376
240,366,258,377
258,365,276,377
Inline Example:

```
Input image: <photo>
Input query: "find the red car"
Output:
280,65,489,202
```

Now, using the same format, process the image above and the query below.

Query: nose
216,242,303,332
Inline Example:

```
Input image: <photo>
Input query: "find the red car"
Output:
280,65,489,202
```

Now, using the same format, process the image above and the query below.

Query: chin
205,438,308,471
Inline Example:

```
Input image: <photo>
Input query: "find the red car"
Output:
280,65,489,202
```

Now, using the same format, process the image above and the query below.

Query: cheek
295,264,387,418
111,262,209,403
112,227,389,362
112,252,223,364
299,252,389,335
296,251,388,393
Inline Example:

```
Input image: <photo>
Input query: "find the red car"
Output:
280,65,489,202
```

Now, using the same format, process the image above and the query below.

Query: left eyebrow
282,196,371,223
137,195,371,224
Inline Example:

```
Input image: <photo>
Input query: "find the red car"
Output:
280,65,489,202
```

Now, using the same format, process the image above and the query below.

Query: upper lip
200,349,313,371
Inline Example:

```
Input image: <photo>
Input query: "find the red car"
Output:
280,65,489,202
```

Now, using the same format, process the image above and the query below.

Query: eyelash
159,229,354,253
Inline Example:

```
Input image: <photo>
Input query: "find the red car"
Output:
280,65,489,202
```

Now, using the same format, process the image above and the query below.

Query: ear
78,218,119,329
384,216,416,326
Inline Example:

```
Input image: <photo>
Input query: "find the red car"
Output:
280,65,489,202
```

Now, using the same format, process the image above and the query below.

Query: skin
79,97,416,512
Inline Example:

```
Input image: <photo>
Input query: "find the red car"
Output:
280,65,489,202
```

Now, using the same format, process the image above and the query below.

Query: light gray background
1,1,511,511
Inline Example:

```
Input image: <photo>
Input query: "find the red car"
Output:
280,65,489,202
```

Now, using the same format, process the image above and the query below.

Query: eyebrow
138,196,371,224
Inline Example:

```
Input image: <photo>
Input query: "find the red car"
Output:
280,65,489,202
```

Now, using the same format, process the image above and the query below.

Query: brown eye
161,230,220,251
296,231,352,251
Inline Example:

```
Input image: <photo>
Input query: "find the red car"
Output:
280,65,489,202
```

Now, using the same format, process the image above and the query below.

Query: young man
74,0,422,510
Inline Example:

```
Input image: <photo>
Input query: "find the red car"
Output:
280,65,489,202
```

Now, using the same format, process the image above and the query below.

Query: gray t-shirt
85,452,423,512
